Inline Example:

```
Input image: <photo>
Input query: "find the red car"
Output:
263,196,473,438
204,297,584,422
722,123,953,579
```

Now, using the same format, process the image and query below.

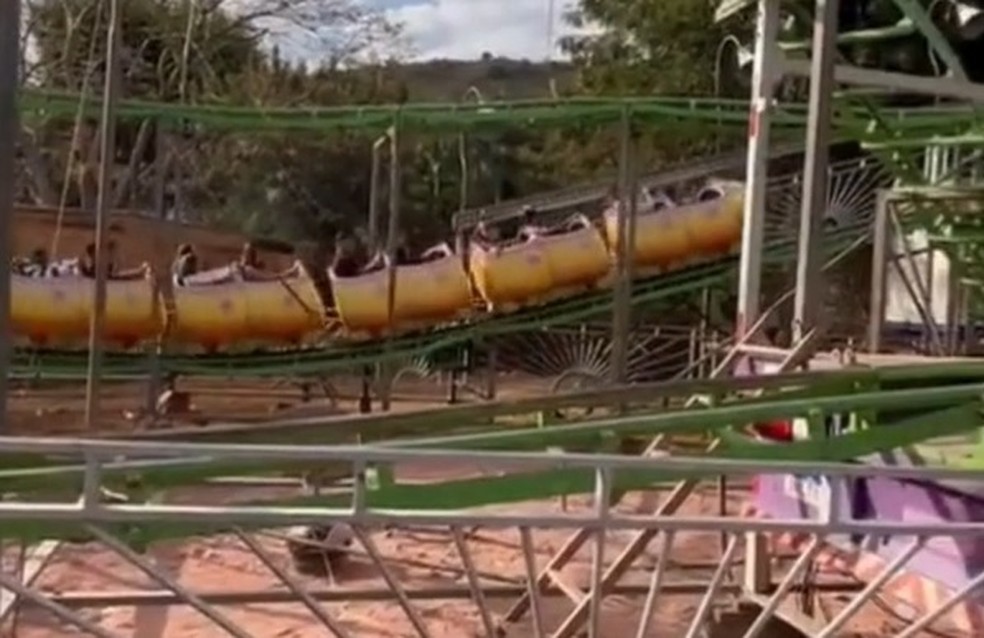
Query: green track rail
10,223,867,379
19,91,981,136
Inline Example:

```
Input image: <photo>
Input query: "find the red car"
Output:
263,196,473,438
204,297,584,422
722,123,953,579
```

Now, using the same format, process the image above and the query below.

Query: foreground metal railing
2,439,983,638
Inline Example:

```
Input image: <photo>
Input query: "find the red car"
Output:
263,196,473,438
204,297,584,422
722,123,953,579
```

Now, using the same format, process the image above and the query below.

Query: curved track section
11,221,867,380
11,151,891,380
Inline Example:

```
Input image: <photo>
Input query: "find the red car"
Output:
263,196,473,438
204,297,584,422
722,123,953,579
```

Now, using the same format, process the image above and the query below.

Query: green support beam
18,89,983,136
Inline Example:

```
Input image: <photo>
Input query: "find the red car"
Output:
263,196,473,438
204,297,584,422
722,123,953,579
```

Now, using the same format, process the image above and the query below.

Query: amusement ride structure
3,0,984,637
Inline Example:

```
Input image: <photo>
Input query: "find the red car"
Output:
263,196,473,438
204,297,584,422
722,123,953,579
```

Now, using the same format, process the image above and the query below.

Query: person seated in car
331,233,366,278
471,215,498,248
363,234,411,273
172,244,199,287
80,240,147,281
648,189,677,212
238,242,264,271
22,248,49,278
79,241,118,278
517,206,547,241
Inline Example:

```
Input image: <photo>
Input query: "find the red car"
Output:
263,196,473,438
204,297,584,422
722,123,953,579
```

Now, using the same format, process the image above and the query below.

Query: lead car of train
11,182,744,352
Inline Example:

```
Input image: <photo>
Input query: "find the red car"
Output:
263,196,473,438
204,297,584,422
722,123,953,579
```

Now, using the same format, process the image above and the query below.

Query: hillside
380,57,577,101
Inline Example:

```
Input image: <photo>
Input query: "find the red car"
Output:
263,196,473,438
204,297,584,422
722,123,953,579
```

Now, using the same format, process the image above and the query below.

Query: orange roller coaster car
12,269,163,349
10,183,745,350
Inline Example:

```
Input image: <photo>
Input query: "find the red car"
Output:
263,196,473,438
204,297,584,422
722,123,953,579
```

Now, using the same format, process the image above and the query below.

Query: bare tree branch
112,118,153,208
19,127,59,206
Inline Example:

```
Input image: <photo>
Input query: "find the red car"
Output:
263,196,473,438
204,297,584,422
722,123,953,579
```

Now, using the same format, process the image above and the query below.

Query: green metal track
20,90,980,135
11,222,867,379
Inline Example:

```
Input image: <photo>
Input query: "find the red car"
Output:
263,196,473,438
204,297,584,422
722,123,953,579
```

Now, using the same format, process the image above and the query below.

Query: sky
368,0,584,61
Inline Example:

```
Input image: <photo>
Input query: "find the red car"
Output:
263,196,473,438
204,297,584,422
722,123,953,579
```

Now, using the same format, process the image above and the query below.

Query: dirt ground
5,372,555,437
0,378,956,637
3,483,916,638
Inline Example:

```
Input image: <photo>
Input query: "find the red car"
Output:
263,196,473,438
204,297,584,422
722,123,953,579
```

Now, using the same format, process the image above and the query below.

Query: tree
16,0,411,239
562,0,732,97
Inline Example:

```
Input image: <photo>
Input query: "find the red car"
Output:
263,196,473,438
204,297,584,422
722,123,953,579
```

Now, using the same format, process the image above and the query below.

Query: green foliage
19,0,750,251
556,0,745,171
30,0,260,100
563,0,733,97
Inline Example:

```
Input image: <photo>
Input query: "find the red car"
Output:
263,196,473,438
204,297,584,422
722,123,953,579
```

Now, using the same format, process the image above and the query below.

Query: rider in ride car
331,233,365,278
517,206,546,241
79,241,119,279
172,244,199,286
363,233,411,272
471,212,498,247
239,242,264,271
23,248,49,278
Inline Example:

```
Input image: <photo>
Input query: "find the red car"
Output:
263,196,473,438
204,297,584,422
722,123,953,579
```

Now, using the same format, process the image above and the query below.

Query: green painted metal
4,364,983,486
864,134,984,149
4,360,984,542
890,0,969,81
2,400,981,543
18,89,982,135
779,20,918,52
0,371,870,487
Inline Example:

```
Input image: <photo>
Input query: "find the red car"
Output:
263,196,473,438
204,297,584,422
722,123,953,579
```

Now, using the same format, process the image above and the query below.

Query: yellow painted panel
171,280,249,351
539,223,611,289
102,277,162,347
242,270,325,344
393,250,473,323
11,275,161,348
469,241,553,307
605,208,693,269
11,275,88,345
330,268,390,334
684,189,744,257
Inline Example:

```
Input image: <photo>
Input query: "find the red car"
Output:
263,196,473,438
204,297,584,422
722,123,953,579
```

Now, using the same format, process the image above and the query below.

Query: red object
747,108,759,139
753,420,793,442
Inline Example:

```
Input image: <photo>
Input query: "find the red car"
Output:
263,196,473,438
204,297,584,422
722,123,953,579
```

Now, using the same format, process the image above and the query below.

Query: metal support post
84,0,122,430
736,0,781,337
793,0,839,343
610,109,634,384
868,191,890,352
485,343,497,401
152,120,167,218
738,0,781,597
0,0,19,434
380,123,401,412
368,134,388,251
363,131,382,413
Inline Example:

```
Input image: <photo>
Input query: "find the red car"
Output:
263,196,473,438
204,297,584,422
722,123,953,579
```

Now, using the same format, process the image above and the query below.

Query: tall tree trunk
77,121,101,212
112,118,154,208
19,129,58,206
